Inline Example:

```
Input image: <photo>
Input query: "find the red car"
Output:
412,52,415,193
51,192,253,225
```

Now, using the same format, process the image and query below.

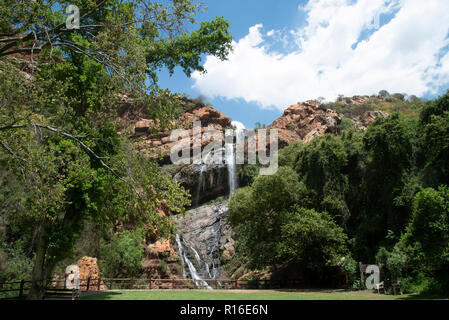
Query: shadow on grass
81,291,122,300
397,294,449,300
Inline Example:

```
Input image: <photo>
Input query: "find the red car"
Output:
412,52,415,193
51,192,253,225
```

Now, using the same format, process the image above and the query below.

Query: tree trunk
27,228,48,300
27,215,77,299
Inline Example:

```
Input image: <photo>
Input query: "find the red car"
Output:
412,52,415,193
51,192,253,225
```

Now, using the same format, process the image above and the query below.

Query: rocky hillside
268,100,342,148
119,96,394,210
117,93,416,282
268,99,393,148
127,98,232,165
121,94,409,166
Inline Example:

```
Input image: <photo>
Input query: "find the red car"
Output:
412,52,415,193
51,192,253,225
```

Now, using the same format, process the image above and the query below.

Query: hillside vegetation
320,91,426,119
227,91,449,295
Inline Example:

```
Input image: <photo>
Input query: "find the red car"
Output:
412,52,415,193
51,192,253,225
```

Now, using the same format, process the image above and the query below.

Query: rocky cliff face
268,100,341,148
142,239,184,286
130,101,232,165
352,110,389,130
172,160,229,207
122,98,234,207
115,98,236,284
267,99,389,148
123,97,388,208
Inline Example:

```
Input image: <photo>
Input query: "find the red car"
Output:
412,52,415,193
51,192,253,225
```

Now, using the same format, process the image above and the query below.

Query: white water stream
176,234,212,289
225,131,237,196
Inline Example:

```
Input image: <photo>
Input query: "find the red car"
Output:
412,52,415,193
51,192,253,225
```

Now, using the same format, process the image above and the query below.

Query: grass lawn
81,289,447,300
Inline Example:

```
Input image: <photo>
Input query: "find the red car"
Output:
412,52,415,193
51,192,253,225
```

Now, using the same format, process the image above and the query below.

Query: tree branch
0,0,109,57
0,123,123,181
0,139,27,163
38,124,123,180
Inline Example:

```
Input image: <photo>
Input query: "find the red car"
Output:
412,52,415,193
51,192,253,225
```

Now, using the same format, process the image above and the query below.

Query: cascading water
177,123,244,289
176,234,212,289
175,234,188,279
225,131,237,196
226,122,244,196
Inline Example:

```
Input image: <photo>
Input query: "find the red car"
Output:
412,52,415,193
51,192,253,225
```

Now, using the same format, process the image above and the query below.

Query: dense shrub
277,206,348,269
399,187,449,272
0,237,34,283
340,255,359,289
98,229,145,278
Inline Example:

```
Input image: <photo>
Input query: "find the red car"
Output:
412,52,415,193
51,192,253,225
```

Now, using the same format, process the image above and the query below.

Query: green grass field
81,289,447,300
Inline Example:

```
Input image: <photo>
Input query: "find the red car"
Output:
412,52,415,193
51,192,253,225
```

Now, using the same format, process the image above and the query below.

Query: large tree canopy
0,0,232,299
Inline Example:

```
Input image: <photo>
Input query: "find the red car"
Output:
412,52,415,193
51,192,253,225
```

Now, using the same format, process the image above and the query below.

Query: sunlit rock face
268,100,342,147
121,97,232,165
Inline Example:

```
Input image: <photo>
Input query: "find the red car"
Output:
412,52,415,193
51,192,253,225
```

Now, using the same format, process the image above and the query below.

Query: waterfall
225,133,237,197
177,124,245,288
226,122,244,197
176,234,212,289
175,234,188,279
175,203,229,290
195,151,211,206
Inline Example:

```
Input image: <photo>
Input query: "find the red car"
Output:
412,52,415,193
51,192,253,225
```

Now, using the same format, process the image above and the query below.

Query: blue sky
158,0,449,129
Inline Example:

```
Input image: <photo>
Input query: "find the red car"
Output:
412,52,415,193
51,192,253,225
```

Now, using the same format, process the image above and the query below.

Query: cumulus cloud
231,120,246,131
192,0,449,111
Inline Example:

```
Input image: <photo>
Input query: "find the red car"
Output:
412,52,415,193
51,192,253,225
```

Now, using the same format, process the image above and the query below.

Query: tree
0,1,232,75
227,169,348,271
420,113,449,186
354,113,416,260
419,92,449,186
0,0,231,299
278,140,303,168
98,229,145,278
277,206,348,270
228,167,317,268
419,90,449,124
400,186,449,271
295,134,350,227
378,90,390,99
316,96,326,104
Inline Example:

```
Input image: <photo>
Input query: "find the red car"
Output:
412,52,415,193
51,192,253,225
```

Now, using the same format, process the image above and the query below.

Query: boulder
146,239,176,257
77,256,106,290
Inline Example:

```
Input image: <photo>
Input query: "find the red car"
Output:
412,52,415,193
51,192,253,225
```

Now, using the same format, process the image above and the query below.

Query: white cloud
231,120,246,131
192,0,449,111
436,51,449,85
266,30,275,37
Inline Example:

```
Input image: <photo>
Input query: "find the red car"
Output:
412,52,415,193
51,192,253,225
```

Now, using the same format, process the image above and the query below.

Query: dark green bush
98,229,145,278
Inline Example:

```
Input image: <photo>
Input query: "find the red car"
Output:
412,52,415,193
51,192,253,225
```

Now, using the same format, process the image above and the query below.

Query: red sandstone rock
77,256,106,290
268,100,341,147
147,239,176,257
